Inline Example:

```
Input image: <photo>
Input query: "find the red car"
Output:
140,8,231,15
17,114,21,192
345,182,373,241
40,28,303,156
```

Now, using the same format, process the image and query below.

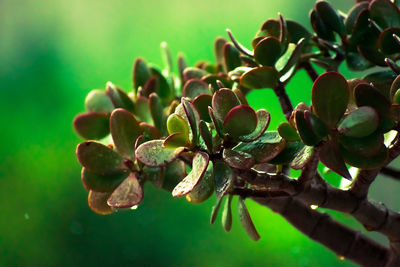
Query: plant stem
273,81,293,120
300,61,319,82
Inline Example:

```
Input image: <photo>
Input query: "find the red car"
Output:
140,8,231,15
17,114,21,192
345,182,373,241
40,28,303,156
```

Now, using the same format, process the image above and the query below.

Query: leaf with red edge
161,160,187,192
106,82,135,113
81,168,129,193
134,96,152,124
239,109,270,142
340,143,388,170
338,131,384,157
133,58,151,95
186,161,214,204
304,110,329,138
182,98,199,144
77,141,125,175
337,106,379,137
172,152,210,197
354,83,390,118
223,148,255,170
163,133,189,148
295,110,321,146
240,67,279,90
212,88,240,121
215,37,227,70
139,122,161,140
85,90,114,113
238,197,260,241
290,146,314,170
208,107,224,138
74,112,110,140
223,105,257,138
315,0,346,37
213,161,234,198
311,71,349,127
149,93,166,135
107,174,144,209
254,37,282,66
223,43,241,71
183,79,210,99
278,122,300,141
110,108,142,159
136,140,184,167
88,190,113,215
319,140,352,180
192,94,212,123
379,28,400,55
199,120,213,153
167,113,189,137
369,0,400,29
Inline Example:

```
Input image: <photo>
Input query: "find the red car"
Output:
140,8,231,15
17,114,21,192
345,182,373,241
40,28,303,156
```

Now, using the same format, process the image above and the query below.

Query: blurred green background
2,0,399,266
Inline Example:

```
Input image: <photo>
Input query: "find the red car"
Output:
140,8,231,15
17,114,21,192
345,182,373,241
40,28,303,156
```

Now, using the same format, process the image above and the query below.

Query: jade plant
74,0,400,265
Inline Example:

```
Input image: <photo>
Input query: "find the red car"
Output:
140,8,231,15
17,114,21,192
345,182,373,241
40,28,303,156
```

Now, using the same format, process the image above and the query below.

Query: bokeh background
2,0,399,266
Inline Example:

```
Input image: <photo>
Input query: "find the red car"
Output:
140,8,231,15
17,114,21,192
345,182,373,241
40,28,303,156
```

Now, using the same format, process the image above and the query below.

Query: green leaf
182,98,199,144
278,122,300,141
339,131,384,157
390,74,400,101
199,120,213,153
149,67,173,103
135,140,184,167
222,195,233,232
215,37,227,71
163,133,189,148
183,67,208,81
369,0,400,29
304,110,329,138
85,90,114,113
208,107,225,138
319,140,352,180
134,96,152,124
161,160,187,192
110,108,142,159
310,9,335,42
378,28,400,55
192,94,212,123
238,197,260,241
340,144,388,169
295,110,321,146
290,146,314,170
88,190,113,215
186,161,214,204
233,131,286,163
212,88,240,121
223,105,257,138
394,89,400,104
161,41,173,75
81,168,129,193
337,106,379,137
269,141,305,165
139,122,161,140
223,149,255,170
345,2,369,34
363,70,396,100
354,83,390,116
346,52,373,71
77,141,125,175
213,161,234,198
260,19,281,38
167,113,190,138
239,109,271,142
224,43,241,71
106,82,135,113
277,38,306,76
315,1,346,36
74,112,110,140
311,71,349,127
183,79,210,99
172,152,210,197
107,174,144,209
149,93,166,135
254,37,281,66
202,73,233,91
133,58,151,95
210,197,224,225
240,66,279,89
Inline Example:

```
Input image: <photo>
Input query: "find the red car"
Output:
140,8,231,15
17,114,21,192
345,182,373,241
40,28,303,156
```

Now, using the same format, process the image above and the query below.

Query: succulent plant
73,1,400,265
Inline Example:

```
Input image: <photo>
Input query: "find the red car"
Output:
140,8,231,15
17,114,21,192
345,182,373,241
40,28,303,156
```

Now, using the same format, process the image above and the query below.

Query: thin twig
273,81,294,120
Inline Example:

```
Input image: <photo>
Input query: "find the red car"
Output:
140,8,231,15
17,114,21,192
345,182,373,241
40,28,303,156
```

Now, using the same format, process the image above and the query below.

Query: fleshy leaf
310,9,335,42
223,149,255,170
134,96,152,124
74,112,110,140
107,173,143,209
140,122,161,140
345,2,369,34
277,38,306,76
269,141,305,165
186,161,214,204
379,28,400,55
110,108,142,159
390,74,400,101
239,109,271,142
304,110,329,138
240,66,279,89
215,37,227,71
340,144,388,169
278,122,300,141
133,58,151,94
149,67,173,103
222,195,233,232
77,141,124,175
254,37,282,66
135,140,184,167
238,197,260,241
167,113,189,137
354,83,390,116
311,71,349,127
81,168,129,193
319,140,352,180
315,1,346,36
182,98,199,144
163,133,189,148
213,161,234,198
223,43,241,71
210,197,224,225
295,110,321,146
212,88,240,121
232,131,286,163
192,94,212,123
199,120,213,153
290,146,314,170
183,67,207,81
172,152,210,197
183,79,210,99
287,20,312,46
223,105,257,138
337,106,379,137
85,90,114,113
88,190,113,215
369,0,400,29
106,82,135,113
161,160,187,192
339,131,384,157
208,107,225,138
149,93,166,135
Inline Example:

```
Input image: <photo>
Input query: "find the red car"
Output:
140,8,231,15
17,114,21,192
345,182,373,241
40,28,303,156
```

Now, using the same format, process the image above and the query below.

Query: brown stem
273,81,293,121
253,196,390,267
299,61,319,82
381,167,400,181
